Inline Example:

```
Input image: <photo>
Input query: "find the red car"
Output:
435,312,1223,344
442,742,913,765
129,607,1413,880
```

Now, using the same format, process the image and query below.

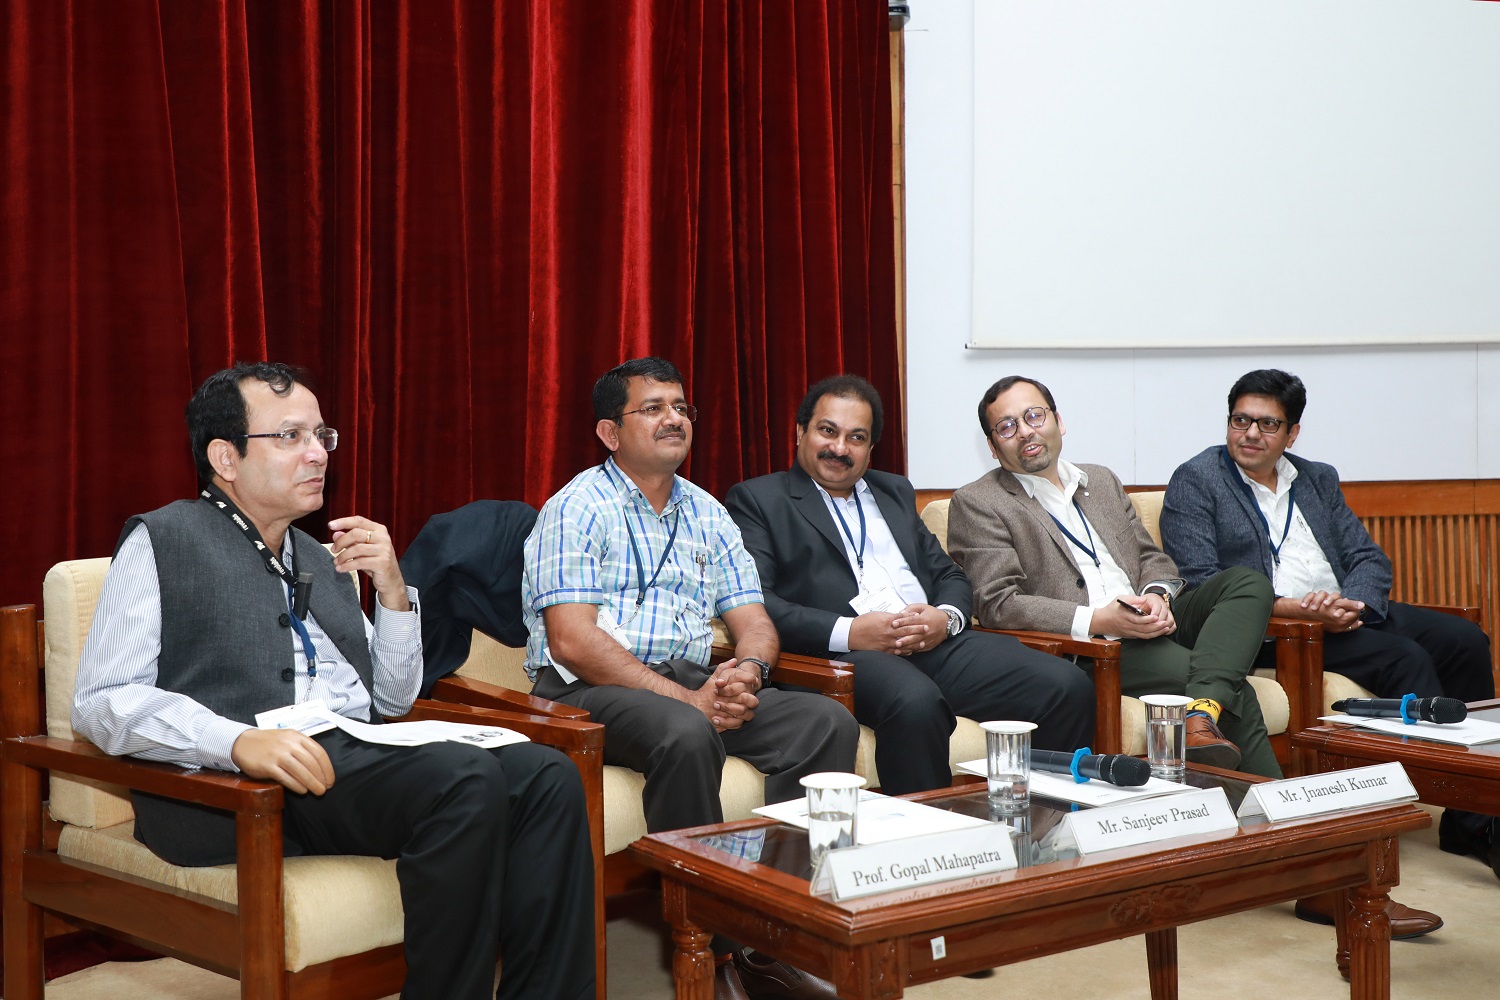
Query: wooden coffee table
628,769,1428,1000
1295,699,1500,814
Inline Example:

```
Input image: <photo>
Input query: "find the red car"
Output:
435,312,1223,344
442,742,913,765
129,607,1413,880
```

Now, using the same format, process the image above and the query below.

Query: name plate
1063,787,1237,856
812,824,1017,901
1237,762,1416,823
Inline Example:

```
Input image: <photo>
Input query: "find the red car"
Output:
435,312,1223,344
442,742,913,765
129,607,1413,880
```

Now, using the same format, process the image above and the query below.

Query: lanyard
1048,499,1100,567
1221,447,1296,566
829,492,867,576
624,508,681,611
199,486,318,677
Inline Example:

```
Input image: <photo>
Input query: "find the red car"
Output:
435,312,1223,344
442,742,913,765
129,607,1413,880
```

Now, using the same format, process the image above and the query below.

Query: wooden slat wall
915,480,1500,686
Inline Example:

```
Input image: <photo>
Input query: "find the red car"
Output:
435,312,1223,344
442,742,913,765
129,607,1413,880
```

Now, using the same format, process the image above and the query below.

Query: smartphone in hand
1116,597,1149,616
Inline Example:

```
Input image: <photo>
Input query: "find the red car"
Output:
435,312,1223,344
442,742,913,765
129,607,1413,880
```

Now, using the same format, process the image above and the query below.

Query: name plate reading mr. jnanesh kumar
811,823,1018,901
1062,787,1238,857
1237,762,1416,823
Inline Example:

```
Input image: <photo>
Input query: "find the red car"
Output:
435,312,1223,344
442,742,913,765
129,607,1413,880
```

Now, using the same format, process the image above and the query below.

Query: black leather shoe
716,959,752,1000
734,949,838,1000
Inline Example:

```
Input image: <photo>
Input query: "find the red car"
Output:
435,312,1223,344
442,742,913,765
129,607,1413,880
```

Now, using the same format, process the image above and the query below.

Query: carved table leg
662,879,715,1000
1345,883,1392,1000
1334,888,1352,981
1145,928,1179,1000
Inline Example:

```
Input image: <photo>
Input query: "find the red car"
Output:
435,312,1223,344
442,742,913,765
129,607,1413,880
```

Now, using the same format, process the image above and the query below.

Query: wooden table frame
630,782,1429,1000
1294,698,1500,815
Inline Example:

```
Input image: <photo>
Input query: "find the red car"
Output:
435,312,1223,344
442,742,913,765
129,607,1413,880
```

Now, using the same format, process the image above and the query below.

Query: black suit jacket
726,465,973,659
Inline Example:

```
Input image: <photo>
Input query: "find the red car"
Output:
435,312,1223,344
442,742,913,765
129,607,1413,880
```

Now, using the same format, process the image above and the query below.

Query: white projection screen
969,1,1500,349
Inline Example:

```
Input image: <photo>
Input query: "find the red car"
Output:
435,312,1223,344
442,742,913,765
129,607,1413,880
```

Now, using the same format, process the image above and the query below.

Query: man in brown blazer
946,375,1281,779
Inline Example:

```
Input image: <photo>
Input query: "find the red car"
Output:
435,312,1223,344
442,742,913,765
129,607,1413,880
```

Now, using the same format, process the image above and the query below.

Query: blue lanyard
1222,447,1296,566
624,508,681,610
286,580,318,678
830,493,867,574
1048,499,1100,567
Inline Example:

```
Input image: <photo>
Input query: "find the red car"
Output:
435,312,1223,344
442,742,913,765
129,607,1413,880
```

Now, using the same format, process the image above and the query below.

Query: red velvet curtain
1,0,899,608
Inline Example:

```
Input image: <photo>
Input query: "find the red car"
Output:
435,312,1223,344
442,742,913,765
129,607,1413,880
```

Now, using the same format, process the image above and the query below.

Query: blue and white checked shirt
522,458,764,681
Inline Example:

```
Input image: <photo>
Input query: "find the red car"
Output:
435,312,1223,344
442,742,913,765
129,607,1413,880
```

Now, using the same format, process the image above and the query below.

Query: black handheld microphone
292,572,314,621
1331,695,1467,725
1032,749,1152,786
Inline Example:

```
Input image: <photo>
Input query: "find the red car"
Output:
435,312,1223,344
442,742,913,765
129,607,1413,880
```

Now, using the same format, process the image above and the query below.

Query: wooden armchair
1,558,607,1000
919,497,1304,769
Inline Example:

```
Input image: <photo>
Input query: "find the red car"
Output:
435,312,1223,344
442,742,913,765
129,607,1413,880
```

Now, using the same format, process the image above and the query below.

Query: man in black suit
726,375,1095,794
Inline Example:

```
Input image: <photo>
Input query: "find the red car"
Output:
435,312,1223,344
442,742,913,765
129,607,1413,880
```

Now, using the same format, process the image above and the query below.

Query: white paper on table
955,759,1194,807
753,790,988,843
332,715,530,749
1319,715,1500,747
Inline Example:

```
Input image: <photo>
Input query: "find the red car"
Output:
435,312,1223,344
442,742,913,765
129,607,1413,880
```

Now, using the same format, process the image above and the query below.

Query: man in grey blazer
727,375,1094,796
1161,368,1495,880
947,375,1281,779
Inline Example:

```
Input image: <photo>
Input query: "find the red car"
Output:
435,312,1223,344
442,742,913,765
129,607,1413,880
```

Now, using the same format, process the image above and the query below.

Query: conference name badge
1062,786,1237,856
1236,762,1416,823
811,824,1017,901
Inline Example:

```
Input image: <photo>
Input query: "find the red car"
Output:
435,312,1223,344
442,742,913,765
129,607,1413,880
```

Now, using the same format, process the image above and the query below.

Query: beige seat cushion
60,822,402,971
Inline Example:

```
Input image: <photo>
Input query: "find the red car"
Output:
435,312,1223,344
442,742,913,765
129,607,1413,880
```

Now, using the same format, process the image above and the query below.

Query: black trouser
136,732,595,1000
536,659,859,833
1261,600,1494,704
842,629,1096,795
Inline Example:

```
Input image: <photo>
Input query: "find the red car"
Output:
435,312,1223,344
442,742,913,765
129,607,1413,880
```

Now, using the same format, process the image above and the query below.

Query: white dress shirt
812,478,964,653
72,522,423,772
1013,461,1139,640
1236,456,1340,597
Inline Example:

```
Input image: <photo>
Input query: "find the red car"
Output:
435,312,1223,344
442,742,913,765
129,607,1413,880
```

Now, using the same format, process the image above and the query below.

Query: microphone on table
1031,748,1151,787
1330,695,1467,725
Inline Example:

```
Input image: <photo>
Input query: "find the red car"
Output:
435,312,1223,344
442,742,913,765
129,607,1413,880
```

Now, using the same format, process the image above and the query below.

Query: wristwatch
741,657,773,688
943,608,965,636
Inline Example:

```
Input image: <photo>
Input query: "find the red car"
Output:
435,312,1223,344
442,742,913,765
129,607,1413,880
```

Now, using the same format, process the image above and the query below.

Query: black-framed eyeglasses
1228,413,1288,434
991,406,1051,440
237,427,339,452
619,403,698,423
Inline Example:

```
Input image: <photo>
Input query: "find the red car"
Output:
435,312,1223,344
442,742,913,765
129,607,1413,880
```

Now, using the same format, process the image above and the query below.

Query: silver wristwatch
943,608,964,636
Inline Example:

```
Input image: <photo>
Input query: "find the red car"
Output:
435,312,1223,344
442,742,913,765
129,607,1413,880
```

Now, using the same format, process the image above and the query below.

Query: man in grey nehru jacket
72,361,594,1000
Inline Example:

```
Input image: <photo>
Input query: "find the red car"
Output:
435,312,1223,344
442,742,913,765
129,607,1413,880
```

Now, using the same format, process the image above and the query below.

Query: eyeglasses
238,427,339,451
991,406,1051,440
1228,413,1288,434
619,403,698,423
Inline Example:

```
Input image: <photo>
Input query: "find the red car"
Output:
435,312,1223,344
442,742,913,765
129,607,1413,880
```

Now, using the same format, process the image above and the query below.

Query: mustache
655,425,686,439
817,449,853,468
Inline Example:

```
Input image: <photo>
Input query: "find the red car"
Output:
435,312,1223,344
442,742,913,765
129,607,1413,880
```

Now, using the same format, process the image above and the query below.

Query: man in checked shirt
522,357,856,998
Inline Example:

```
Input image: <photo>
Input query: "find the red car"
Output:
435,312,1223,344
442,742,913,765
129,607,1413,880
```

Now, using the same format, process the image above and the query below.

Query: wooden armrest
1,735,282,813
1263,616,1322,640
1415,603,1482,624
429,675,590,720
401,700,604,752
976,627,1122,662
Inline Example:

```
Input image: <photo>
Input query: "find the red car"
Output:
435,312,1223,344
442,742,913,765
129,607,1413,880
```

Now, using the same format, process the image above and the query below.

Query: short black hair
186,362,308,485
1228,369,1306,425
976,376,1057,438
795,374,884,443
592,357,685,422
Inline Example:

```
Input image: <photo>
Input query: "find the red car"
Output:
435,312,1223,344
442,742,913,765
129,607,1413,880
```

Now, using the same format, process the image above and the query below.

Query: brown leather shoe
734,948,838,999
716,959,752,1000
1184,713,1242,770
1293,893,1443,940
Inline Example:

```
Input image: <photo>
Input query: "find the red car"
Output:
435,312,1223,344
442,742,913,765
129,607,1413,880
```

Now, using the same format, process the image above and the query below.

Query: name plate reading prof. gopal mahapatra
811,824,1018,901
1237,762,1417,823
1062,787,1238,857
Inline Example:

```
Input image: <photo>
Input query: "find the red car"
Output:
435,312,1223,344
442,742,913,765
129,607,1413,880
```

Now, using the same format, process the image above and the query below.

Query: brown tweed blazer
947,464,1181,634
